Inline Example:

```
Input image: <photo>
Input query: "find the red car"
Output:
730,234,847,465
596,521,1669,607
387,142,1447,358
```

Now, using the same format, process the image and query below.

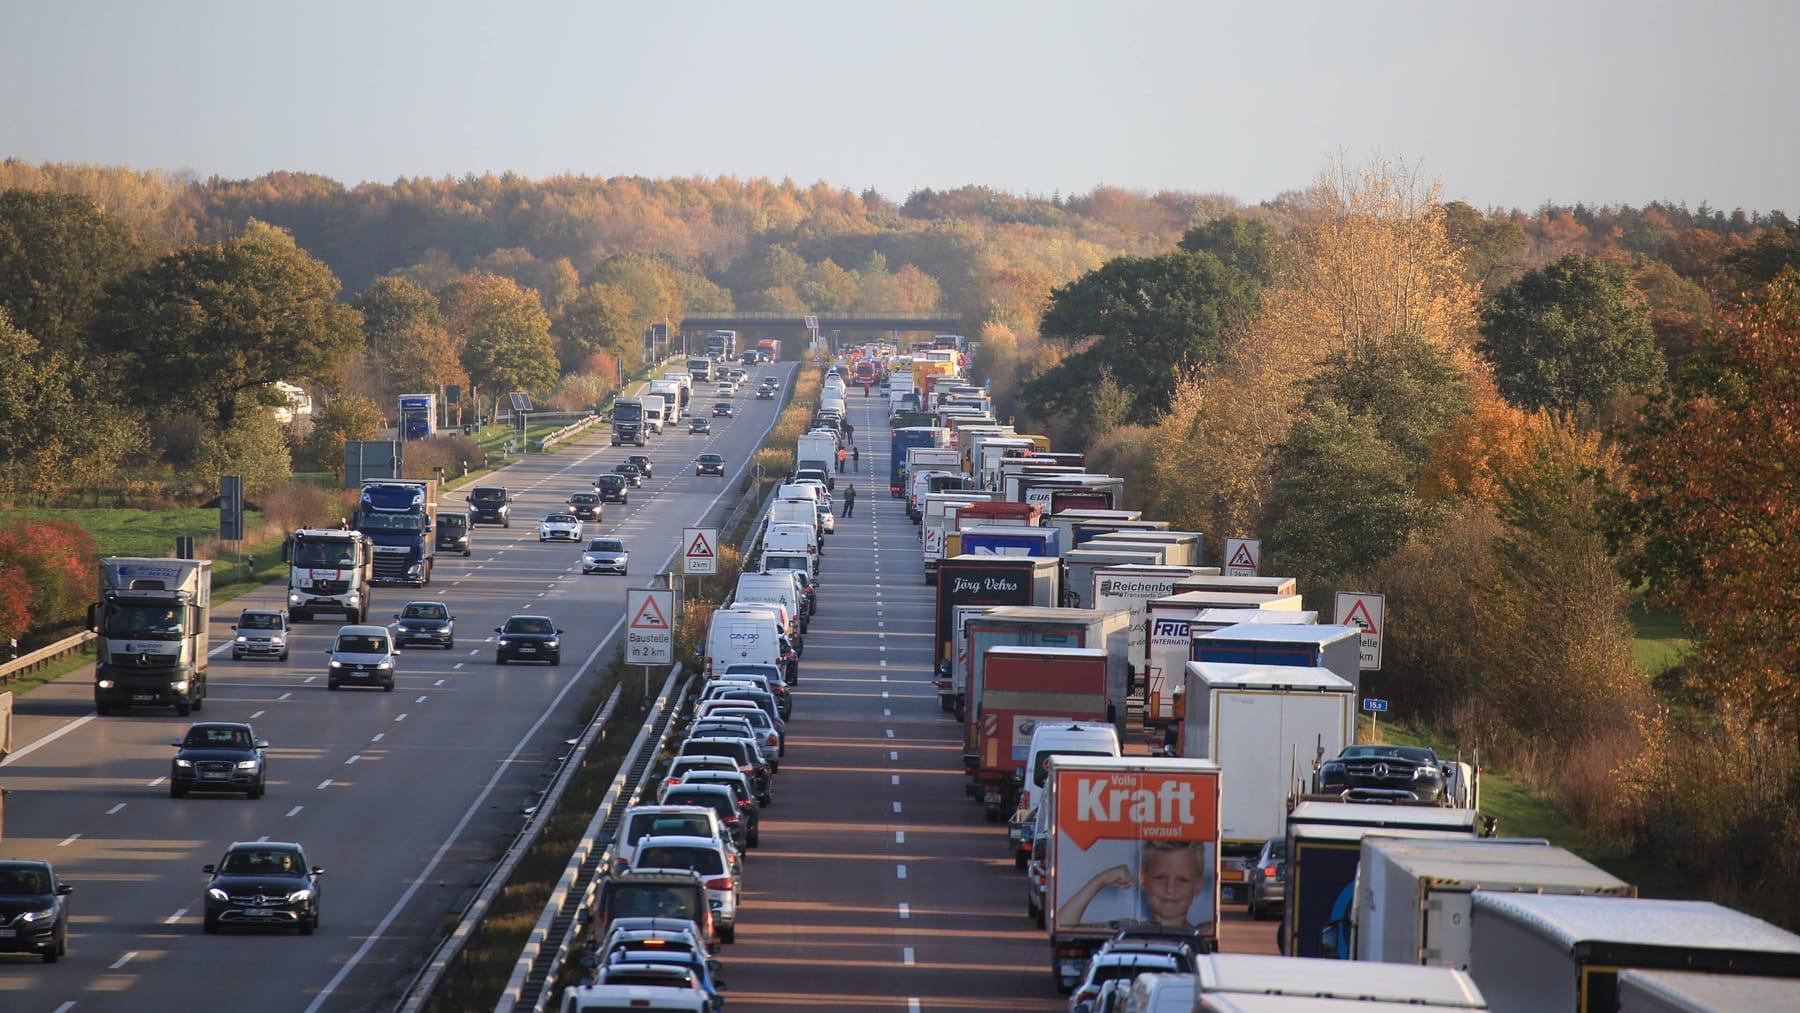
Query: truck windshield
108,604,184,639
292,540,356,568
613,403,643,423
358,514,421,532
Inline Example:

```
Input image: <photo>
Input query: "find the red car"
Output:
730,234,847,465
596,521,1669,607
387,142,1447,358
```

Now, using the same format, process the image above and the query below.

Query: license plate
0,928,15,937
132,695,155,702
983,792,1002,804
517,647,536,653
242,908,272,918
201,772,229,780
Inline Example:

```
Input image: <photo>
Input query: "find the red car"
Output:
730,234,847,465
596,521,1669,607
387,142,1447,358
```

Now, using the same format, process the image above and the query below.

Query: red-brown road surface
721,391,1274,1011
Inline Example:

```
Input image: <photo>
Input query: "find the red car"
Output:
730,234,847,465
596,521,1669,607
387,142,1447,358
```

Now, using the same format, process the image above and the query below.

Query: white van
1012,721,1120,867
728,599,801,654
639,394,666,435
704,608,782,678
1125,973,1195,1013
766,499,821,541
735,572,808,633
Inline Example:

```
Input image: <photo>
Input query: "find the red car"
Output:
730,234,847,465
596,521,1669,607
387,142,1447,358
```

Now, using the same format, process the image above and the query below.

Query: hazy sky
4,0,1794,214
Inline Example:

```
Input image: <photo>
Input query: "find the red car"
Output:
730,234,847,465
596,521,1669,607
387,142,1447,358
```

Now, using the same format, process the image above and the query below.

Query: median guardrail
0,630,96,688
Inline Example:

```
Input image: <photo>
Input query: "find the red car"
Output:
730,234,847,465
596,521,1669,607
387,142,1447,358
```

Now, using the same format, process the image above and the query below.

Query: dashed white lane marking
106,803,126,815
885,728,894,738
149,776,166,787
318,779,334,789
880,674,888,682
434,679,446,686
395,713,408,722
164,908,186,925
899,902,910,919
891,774,900,785
279,692,293,700
890,751,898,761
58,834,80,847
249,710,265,719
286,806,304,817
345,755,361,765
909,999,922,1012
884,709,892,716
256,835,270,843
892,801,903,813
110,951,138,970
883,691,890,699
897,864,907,880
896,830,905,843
371,733,384,743
903,946,916,965
880,659,887,666
415,695,428,703
54,1002,77,1013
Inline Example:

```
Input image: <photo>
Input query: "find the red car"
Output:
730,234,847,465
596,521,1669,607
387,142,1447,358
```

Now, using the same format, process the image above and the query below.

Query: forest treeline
1,157,1797,923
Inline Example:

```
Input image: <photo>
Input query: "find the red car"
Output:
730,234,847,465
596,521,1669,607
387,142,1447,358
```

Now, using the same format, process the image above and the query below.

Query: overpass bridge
678,312,964,357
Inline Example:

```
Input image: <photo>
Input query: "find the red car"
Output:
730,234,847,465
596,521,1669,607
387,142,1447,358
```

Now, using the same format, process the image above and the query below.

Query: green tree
1020,250,1257,431
445,272,560,414
304,394,385,482
0,189,149,353
194,410,291,497
0,308,142,501
355,276,465,398
1478,253,1665,416
1440,200,1529,293
89,220,362,427
1178,213,1284,285
556,281,640,372
797,259,858,313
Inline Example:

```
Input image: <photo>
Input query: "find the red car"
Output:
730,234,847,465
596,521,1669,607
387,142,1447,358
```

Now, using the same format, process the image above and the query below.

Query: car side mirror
169,739,183,747
714,980,728,991
256,741,270,750
393,614,402,620
311,867,325,876
230,625,238,631
56,883,73,896
556,629,565,635
202,865,216,875
495,627,504,634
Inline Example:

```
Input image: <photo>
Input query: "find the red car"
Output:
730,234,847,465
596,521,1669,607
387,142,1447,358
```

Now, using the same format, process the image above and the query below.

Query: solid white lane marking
165,908,187,925
106,803,126,815
58,835,80,847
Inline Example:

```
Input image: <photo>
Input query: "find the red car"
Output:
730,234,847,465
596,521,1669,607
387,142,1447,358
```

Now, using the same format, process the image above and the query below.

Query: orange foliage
1418,379,1558,504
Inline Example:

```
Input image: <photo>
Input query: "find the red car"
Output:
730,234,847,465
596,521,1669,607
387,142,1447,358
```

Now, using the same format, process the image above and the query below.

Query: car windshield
635,845,725,876
505,618,554,635
239,612,282,630
545,515,573,523
0,867,50,895
221,849,301,875
571,494,597,504
600,476,625,487
291,540,357,567
608,885,702,920
402,603,447,619
588,539,625,552
701,455,722,463
626,814,710,845
1340,745,1436,762
469,488,506,503
185,726,252,748
335,635,388,653
663,790,733,821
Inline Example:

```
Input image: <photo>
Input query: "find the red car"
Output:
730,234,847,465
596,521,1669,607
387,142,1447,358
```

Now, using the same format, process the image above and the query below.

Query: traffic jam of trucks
34,342,1800,1012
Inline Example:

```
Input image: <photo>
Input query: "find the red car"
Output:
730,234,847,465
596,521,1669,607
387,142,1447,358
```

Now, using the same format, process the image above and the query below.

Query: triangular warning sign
1228,543,1257,568
686,532,715,558
630,596,670,630
1343,598,1379,635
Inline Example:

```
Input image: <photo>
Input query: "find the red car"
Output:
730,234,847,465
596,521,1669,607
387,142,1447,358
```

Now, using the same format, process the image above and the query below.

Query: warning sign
682,527,718,575
1224,537,1261,577
626,588,674,664
1335,591,1385,671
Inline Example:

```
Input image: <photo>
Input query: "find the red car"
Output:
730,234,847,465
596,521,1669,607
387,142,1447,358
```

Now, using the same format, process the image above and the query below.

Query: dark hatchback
0,860,72,961
566,491,604,521
696,454,725,477
203,841,322,934
393,600,456,649
613,462,644,487
169,721,268,799
436,511,473,555
712,402,734,418
495,615,563,665
596,473,631,503
626,455,655,479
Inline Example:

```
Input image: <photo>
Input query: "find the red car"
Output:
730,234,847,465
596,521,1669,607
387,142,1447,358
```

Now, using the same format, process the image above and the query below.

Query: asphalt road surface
0,363,791,1013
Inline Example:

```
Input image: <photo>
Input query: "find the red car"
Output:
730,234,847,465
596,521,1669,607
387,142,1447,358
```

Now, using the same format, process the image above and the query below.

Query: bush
401,434,487,481
0,519,99,641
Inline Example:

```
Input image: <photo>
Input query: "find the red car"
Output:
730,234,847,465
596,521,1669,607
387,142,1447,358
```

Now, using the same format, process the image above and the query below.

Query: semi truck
610,397,647,446
648,379,685,422
639,393,666,435
356,479,438,586
1191,624,1365,740
889,427,945,497
972,645,1113,823
1089,565,1221,687
706,329,737,359
1043,755,1221,992
1144,592,1307,722
1182,662,1354,905
91,557,211,716
687,355,714,383
1468,894,1800,1013
756,337,780,362
1355,836,1633,969
931,558,1062,713
282,527,375,621
397,393,438,440
958,524,1062,559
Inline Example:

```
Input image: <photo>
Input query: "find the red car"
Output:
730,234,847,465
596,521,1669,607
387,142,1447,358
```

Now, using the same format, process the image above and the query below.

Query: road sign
1335,591,1386,671
626,589,674,665
219,475,244,541
682,527,718,575
1363,698,1388,713
1224,537,1260,577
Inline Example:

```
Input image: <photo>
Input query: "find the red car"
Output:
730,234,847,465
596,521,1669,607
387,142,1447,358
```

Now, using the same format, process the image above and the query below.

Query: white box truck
1192,953,1486,1009
91,557,211,716
1355,836,1633,969
1468,894,1800,1013
1182,662,1352,905
1617,969,1800,1013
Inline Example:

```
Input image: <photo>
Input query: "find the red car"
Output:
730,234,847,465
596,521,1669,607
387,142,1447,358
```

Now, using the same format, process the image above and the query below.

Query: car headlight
375,661,393,670
174,758,193,768
98,678,115,689
17,908,54,923
546,639,559,648
236,635,249,644
208,888,229,902
394,624,411,633
289,593,303,604
583,556,597,565
269,636,285,646
285,888,314,903
346,593,360,604
236,759,260,770
330,660,344,668
172,680,188,691
497,639,511,647
1414,766,1440,780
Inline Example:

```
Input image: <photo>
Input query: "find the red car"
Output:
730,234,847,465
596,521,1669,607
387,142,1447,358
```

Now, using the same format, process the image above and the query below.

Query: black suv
495,615,562,665
202,841,322,934
465,486,512,527
594,870,718,953
170,721,269,799
437,510,473,555
0,860,72,961
596,473,630,504
1315,744,1449,804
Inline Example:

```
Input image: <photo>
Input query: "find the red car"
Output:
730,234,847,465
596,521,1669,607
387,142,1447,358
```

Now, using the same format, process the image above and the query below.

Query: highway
711,387,1276,1010
0,363,791,1012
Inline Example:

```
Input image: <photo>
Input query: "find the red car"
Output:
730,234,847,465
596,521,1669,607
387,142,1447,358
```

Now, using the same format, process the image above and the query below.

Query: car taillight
767,734,779,748
723,814,740,826
705,876,733,892
1262,865,1277,878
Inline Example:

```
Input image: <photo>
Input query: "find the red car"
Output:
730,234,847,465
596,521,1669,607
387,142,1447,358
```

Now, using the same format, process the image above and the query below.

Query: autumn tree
355,276,465,399
1478,253,1665,417
304,395,385,481
89,220,363,427
1439,200,1529,294
1620,271,1800,730
0,188,149,352
557,281,641,373
0,519,98,633
444,272,560,416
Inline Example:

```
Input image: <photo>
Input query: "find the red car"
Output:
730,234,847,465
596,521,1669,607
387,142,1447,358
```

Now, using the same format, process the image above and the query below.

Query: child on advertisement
1064,839,1212,934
